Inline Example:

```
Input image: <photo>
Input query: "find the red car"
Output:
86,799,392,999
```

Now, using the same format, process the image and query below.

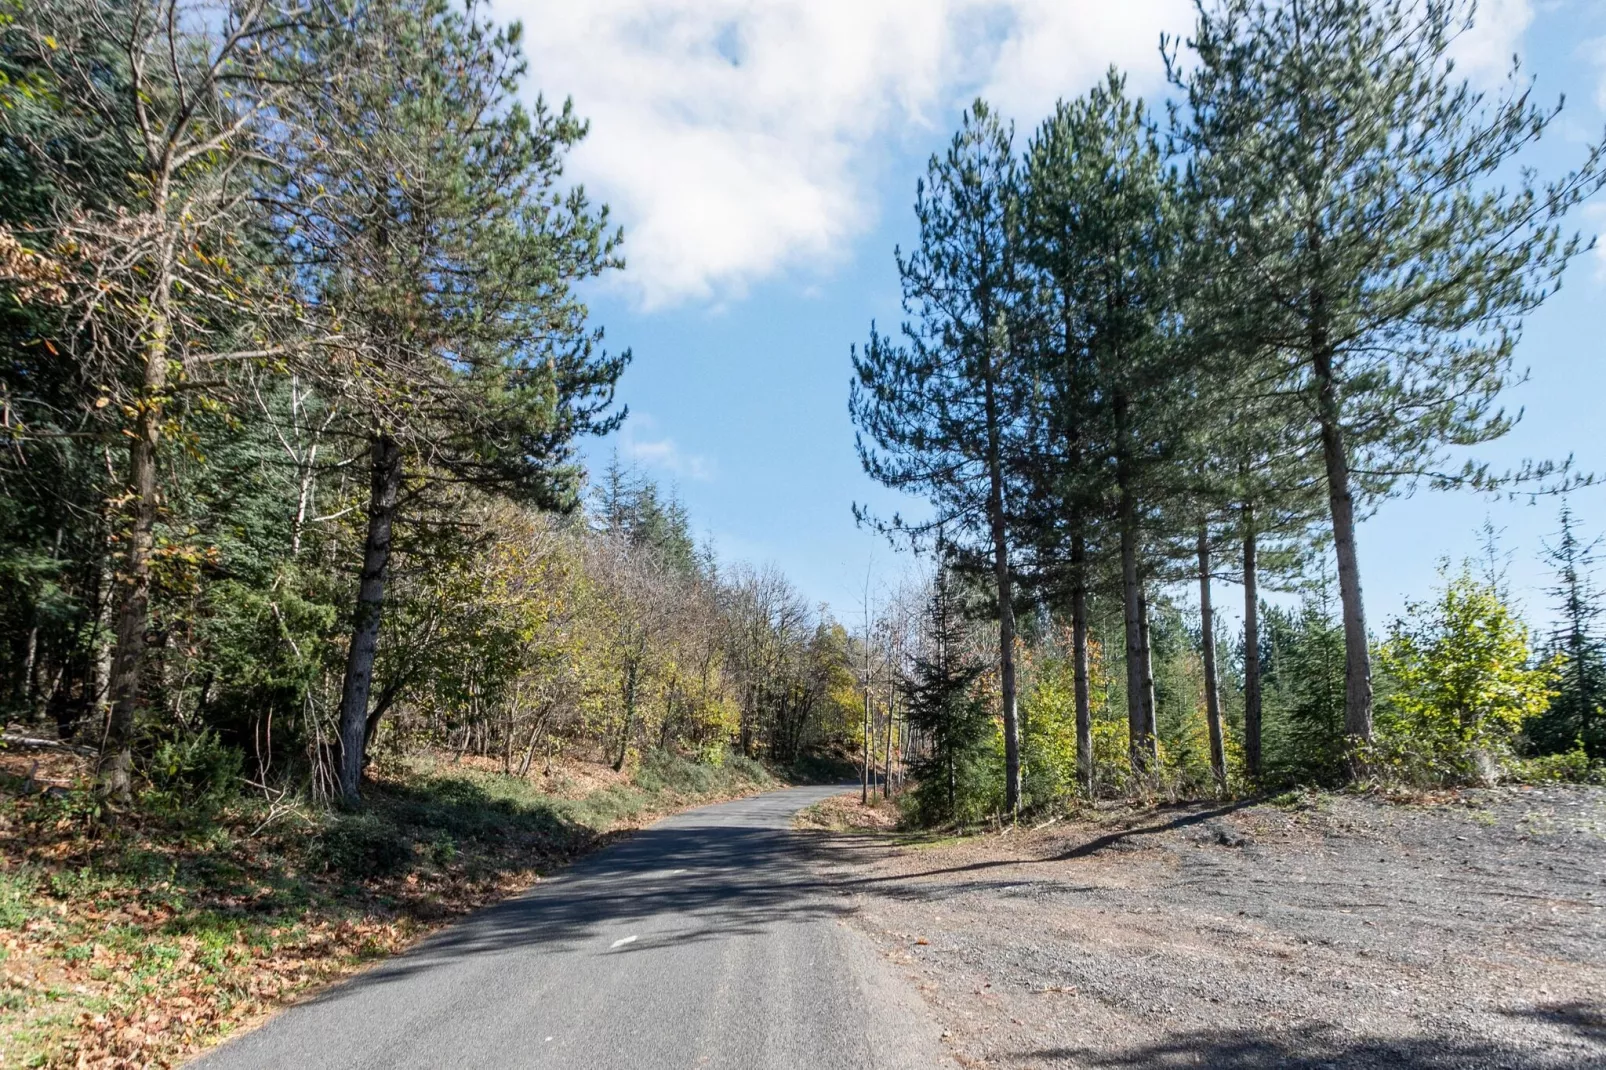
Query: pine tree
273,0,629,801
1016,72,1188,778
1171,0,1604,770
902,559,990,824
1530,506,1606,758
851,100,1026,813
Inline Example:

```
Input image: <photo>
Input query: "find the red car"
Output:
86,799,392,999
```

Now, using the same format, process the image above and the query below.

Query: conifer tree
902,558,990,824
1531,506,1606,758
851,100,1026,813
275,0,628,800
1170,0,1604,767
1016,73,1187,777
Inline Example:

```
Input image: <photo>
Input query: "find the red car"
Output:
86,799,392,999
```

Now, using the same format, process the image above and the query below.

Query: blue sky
496,0,1606,632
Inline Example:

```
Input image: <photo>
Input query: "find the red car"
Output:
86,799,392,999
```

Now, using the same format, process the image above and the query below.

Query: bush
1505,742,1605,785
310,813,413,879
633,749,770,797
1373,570,1558,787
723,753,770,786
143,730,243,815
1090,719,1134,798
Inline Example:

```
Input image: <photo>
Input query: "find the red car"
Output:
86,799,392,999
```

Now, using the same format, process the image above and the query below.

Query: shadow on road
305,791,856,1002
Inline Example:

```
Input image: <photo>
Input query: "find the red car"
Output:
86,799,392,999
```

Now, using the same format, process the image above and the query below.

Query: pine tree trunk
1198,526,1226,793
1312,346,1373,758
1071,531,1093,796
981,339,1020,815
99,305,171,804
336,433,402,803
1119,495,1148,775
1242,506,1263,780
1137,584,1158,759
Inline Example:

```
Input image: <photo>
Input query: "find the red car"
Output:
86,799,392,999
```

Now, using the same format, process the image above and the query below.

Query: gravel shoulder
802,786,1606,1069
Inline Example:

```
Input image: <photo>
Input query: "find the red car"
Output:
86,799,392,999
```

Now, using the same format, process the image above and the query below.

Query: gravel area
804,787,1606,1069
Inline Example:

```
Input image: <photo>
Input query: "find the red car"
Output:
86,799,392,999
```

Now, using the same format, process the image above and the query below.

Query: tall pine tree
1171,0,1604,768
851,101,1027,813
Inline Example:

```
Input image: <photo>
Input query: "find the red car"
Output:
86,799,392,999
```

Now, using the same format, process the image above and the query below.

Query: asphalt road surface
191,785,944,1070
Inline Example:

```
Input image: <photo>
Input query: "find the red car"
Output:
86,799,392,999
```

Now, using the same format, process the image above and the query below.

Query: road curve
190,784,944,1070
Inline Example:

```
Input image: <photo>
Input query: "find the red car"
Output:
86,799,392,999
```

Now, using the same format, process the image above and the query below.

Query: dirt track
805,786,1606,1069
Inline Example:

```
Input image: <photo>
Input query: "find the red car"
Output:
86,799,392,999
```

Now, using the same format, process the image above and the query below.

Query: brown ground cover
0,747,771,1069
803,786,1606,1069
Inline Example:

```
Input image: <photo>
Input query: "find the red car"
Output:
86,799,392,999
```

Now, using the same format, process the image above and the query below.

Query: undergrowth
0,748,771,1069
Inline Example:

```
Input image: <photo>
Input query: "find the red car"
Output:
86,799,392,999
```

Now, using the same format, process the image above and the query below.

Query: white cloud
1582,33,1606,111
1445,0,1533,85
497,0,1532,310
1583,201,1606,281
497,1,1190,309
619,415,715,481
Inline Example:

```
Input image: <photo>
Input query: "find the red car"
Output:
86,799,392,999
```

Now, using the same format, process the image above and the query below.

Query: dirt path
804,786,1606,1069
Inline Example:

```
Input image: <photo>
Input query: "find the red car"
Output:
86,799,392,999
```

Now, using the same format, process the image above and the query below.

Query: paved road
191,785,943,1069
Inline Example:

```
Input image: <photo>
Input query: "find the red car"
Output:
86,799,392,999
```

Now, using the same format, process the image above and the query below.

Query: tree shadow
807,799,1256,892
1504,1001,1606,1047
292,785,858,999
1010,1017,1604,1068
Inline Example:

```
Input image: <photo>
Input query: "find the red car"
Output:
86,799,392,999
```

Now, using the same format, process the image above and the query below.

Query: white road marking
610,935,638,949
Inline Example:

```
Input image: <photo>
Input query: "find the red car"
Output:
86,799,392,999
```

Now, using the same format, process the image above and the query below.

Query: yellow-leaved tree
1376,569,1558,786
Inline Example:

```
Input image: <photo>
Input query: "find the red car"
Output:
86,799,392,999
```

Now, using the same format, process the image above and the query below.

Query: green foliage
1505,741,1605,785
310,813,415,880
1374,570,1558,786
1089,719,1134,798
632,749,772,797
1260,590,1350,786
902,565,998,826
1021,654,1078,806
143,731,245,815
0,866,40,929
1527,507,1606,760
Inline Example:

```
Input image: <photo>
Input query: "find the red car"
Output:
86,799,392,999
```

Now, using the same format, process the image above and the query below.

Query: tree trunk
861,688,871,804
980,333,1020,815
1137,584,1158,759
882,690,895,799
20,622,38,715
1071,531,1093,796
1198,526,1226,793
336,433,402,803
1242,505,1263,780
613,662,636,772
1119,493,1148,775
1312,347,1373,758
361,678,403,765
99,306,171,803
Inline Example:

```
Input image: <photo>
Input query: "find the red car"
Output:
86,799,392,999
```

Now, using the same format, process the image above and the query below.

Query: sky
492,0,1606,632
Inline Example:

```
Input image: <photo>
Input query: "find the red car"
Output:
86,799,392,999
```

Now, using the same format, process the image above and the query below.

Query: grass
0,749,772,1069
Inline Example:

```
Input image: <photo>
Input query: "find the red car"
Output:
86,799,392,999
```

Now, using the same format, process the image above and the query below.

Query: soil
803,786,1606,1069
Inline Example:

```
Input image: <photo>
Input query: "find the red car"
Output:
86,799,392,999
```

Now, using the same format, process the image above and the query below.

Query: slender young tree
1196,524,1227,792
902,556,990,823
851,101,1027,814
1532,506,1606,758
1172,0,1604,768
4,0,311,801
